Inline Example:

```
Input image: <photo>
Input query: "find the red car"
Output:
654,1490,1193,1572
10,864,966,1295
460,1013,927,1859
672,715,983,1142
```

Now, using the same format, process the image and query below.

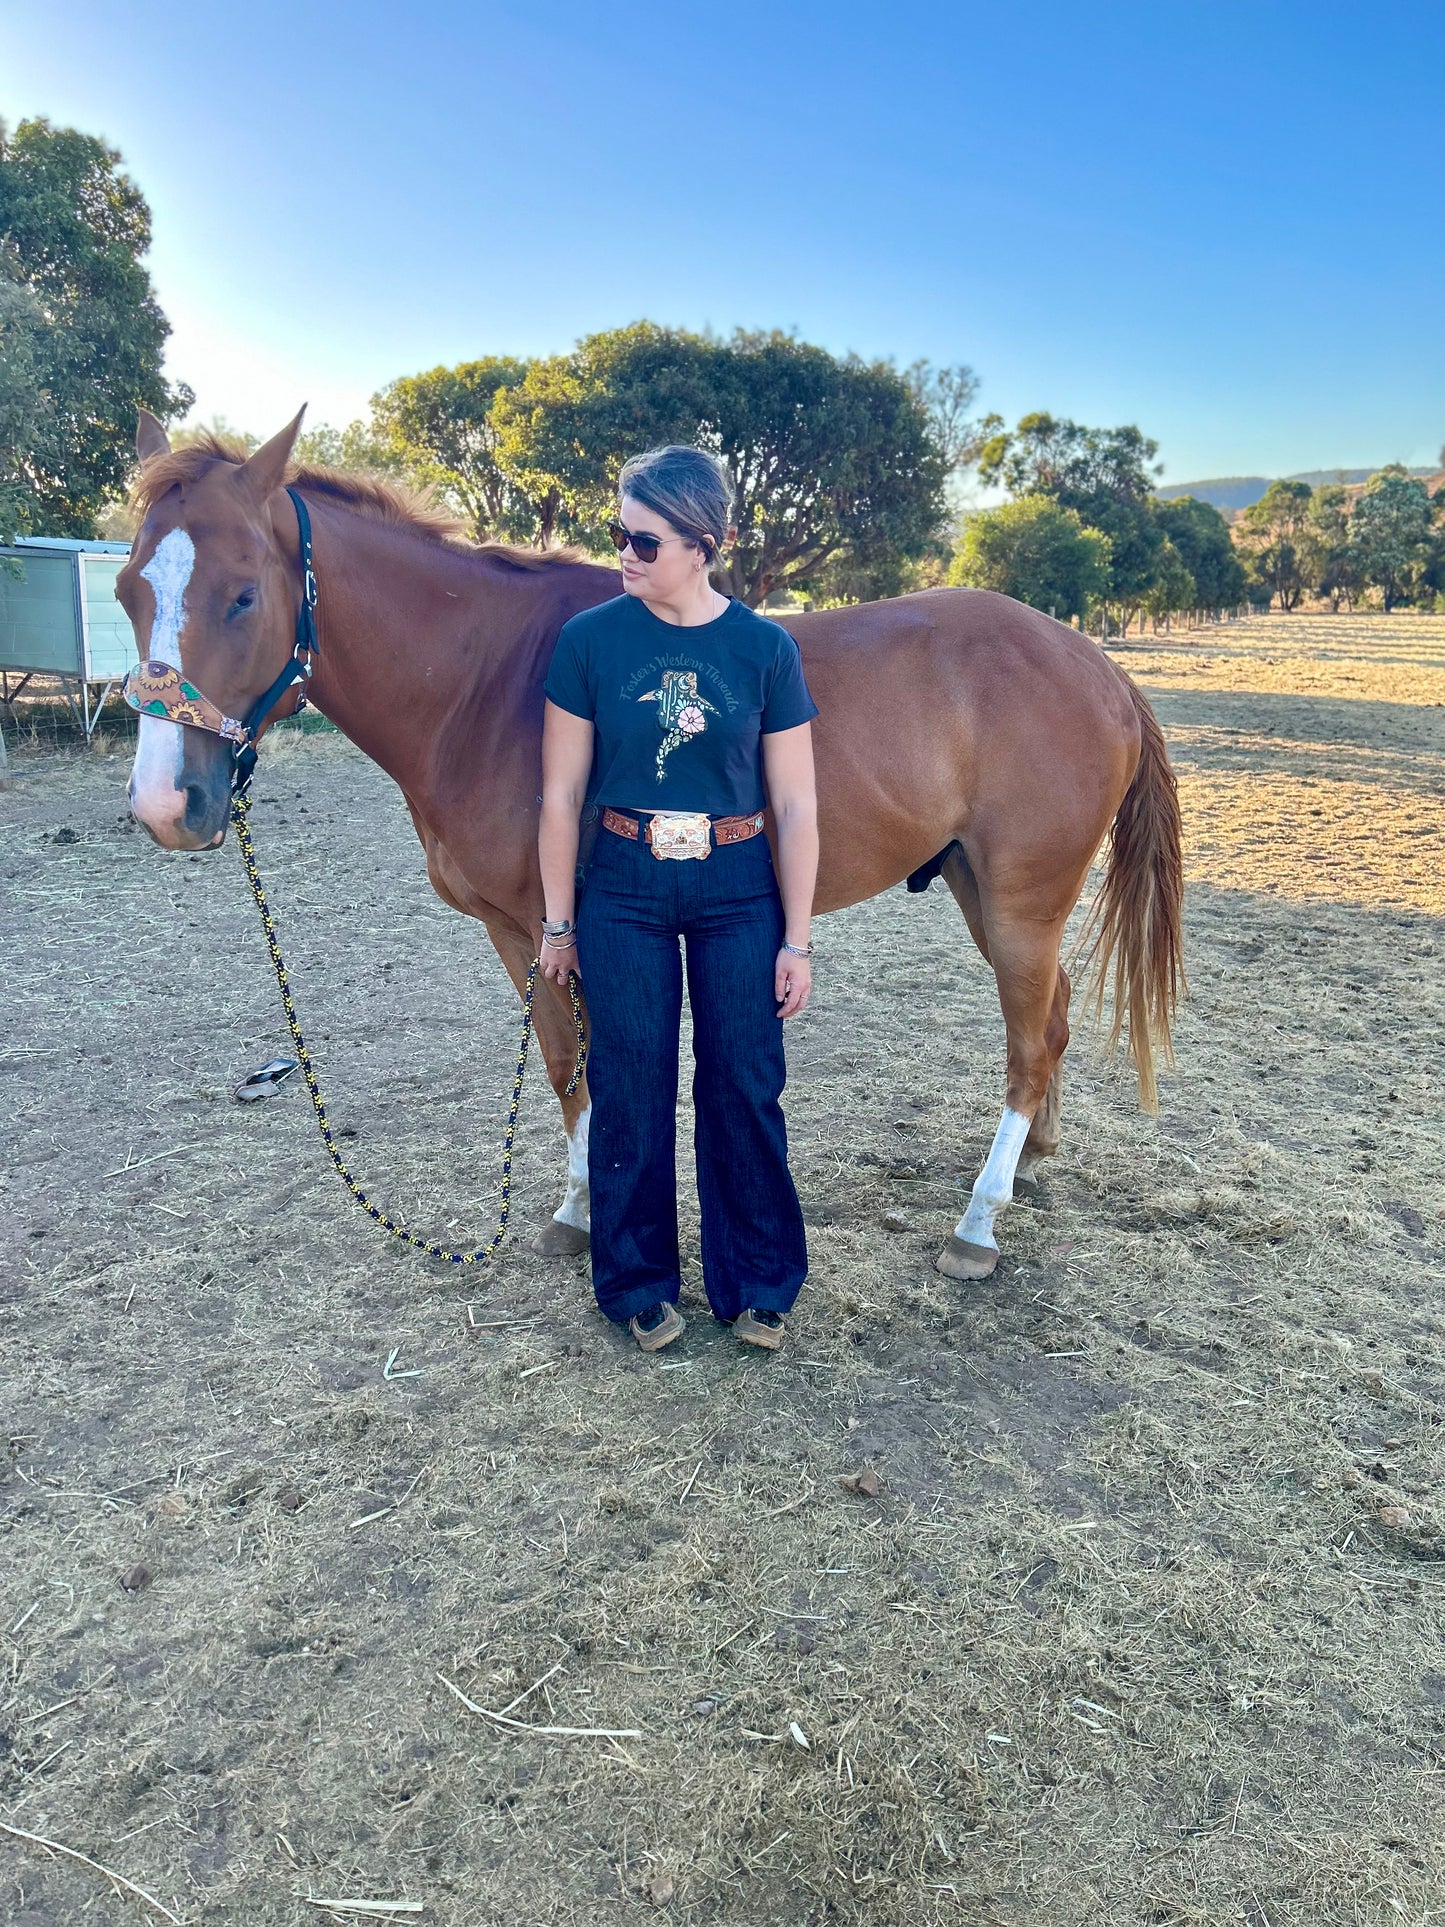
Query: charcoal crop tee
544,592,818,817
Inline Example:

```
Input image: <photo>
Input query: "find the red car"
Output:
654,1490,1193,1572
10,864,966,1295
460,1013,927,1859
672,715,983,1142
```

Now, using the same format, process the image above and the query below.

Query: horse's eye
228,587,258,620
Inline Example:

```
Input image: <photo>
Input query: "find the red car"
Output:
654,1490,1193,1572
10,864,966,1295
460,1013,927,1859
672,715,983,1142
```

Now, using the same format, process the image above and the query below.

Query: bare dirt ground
2,612,1443,1927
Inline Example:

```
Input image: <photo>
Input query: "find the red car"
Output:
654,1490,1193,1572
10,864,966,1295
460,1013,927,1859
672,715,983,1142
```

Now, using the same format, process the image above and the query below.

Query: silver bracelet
542,917,575,940
781,941,814,959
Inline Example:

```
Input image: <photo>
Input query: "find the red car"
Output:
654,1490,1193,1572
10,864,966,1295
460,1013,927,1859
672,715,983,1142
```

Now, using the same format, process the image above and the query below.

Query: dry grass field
2,612,1443,1926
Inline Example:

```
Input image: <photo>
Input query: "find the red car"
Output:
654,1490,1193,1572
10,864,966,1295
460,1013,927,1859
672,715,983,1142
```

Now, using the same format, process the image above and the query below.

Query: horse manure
880,1211,910,1233
119,1563,152,1592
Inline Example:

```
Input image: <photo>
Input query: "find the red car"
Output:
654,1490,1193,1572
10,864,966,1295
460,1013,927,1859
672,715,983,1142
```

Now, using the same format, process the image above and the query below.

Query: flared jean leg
682,847,808,1323
575,851,685,1325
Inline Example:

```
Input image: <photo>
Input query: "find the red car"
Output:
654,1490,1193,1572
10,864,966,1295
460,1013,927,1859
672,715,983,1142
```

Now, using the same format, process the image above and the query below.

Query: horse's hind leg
1018,966,1070,1188
936,912,1071,1281
939,847,1068,1194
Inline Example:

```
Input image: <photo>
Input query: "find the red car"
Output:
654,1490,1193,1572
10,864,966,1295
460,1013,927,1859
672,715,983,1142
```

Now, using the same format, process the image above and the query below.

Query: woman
538,445,819,1354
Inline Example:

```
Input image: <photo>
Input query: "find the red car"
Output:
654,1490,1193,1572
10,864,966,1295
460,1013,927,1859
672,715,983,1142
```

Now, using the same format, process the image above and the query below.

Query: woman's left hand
775,949,812,1018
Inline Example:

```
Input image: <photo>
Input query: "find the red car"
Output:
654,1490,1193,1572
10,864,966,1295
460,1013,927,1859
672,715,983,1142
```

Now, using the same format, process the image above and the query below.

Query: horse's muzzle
129,731,233,849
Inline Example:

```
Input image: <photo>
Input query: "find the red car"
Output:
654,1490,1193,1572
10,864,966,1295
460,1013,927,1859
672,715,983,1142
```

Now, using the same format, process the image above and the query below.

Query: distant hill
1157,468,1436,511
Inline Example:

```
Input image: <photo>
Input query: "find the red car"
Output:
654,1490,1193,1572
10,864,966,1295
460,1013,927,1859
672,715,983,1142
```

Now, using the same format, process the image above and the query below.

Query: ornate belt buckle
648,811,712,861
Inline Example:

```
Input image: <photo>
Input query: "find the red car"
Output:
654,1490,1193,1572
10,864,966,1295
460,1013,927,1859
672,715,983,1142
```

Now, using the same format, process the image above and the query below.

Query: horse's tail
1075,676,1184,1113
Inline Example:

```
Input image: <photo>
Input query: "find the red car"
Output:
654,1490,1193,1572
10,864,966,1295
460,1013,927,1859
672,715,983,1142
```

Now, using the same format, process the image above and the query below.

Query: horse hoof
935,1235,999,1281
533,1219,590,1258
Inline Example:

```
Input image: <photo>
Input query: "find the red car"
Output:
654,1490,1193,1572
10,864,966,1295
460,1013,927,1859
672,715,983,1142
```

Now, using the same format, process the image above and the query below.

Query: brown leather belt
601,805,766,861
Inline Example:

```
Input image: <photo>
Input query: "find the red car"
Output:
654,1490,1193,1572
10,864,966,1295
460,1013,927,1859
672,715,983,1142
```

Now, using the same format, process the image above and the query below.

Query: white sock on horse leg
955,1107,1030,1252
552,1103,592,1230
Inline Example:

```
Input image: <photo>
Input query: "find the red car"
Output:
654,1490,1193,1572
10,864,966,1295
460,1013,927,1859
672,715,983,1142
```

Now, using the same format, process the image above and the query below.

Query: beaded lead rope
230,793,587,1265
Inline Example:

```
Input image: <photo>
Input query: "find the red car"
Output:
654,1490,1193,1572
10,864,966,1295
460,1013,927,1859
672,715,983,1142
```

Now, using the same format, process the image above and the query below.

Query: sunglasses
605,519,702,565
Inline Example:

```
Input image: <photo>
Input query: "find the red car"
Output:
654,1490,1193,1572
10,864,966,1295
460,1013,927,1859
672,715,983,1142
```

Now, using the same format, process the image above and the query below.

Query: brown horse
118,410,1182,1281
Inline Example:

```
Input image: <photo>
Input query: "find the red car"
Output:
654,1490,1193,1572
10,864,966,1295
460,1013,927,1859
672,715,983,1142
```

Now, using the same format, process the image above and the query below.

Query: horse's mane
129,432,584,572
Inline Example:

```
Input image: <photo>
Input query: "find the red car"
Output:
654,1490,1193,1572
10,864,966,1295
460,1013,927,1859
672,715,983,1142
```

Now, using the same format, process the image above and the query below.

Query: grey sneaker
735,1308,786,1350
629,1302,685,1352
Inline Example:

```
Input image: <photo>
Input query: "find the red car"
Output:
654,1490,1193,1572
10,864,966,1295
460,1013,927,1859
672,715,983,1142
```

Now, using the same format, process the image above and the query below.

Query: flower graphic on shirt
638,670,717,781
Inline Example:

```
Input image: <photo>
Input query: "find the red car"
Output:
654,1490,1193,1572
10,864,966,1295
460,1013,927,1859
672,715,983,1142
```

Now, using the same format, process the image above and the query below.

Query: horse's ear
136,409,171,462
236,406,307,502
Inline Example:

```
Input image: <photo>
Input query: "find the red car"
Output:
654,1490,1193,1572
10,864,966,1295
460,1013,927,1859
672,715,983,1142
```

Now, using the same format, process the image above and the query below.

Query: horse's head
117,408,308,849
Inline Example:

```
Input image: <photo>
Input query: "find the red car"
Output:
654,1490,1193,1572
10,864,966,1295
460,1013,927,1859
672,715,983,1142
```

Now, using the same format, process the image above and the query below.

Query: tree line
1234,472,1443,615
4,115,1442,623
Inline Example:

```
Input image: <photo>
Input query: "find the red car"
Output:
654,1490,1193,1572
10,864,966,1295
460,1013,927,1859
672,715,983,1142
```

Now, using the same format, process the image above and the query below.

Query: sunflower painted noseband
122,660,251,744
121,486,320,796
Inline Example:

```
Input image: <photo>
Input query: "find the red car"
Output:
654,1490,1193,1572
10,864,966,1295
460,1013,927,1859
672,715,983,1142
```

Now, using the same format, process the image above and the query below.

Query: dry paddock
1,612,1443,1927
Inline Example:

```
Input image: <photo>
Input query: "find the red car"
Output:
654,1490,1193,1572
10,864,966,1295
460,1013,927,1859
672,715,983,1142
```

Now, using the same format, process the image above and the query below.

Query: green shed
0,537,135,736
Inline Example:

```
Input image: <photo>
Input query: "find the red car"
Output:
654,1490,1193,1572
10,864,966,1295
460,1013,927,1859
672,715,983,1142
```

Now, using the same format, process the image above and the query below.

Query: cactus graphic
638,670,718,780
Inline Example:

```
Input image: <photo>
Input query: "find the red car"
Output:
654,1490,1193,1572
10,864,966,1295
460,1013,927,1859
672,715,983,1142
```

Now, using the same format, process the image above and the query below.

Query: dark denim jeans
576,821,809,1326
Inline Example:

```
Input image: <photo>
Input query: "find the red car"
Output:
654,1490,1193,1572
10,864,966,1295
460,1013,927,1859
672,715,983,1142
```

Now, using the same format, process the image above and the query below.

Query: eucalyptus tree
0,116,190,535
948,495,1111,621
976,412,1165,626
370,358,541,541
1351,468,1435,611
491,323,949,606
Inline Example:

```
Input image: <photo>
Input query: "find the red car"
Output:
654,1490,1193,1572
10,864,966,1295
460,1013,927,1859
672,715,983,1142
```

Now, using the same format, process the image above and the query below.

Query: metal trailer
0,536,135,739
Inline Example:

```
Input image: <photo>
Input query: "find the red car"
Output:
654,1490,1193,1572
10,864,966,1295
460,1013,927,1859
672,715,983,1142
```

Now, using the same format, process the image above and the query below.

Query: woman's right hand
539,938,580,987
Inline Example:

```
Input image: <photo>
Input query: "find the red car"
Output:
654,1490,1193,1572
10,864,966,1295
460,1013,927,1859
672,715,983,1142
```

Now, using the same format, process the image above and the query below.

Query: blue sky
3,0,1440,484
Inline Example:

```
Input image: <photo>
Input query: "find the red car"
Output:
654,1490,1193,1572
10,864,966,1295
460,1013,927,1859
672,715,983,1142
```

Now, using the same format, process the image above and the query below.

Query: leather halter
121,486,320,797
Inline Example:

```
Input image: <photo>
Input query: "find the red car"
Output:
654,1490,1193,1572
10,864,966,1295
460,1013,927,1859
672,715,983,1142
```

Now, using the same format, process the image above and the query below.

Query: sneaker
735,1308,786,1351
629,1302,685,1353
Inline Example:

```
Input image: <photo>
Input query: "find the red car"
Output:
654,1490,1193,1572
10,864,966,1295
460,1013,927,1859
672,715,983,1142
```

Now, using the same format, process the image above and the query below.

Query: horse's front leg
481,916,592,1258
538,1070,591,1256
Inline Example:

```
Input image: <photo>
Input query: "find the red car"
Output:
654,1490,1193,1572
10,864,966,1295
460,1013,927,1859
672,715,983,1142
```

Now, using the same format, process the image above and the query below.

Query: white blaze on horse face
955,1106,1030,1253
552,1103,591,1230
129,529,196,822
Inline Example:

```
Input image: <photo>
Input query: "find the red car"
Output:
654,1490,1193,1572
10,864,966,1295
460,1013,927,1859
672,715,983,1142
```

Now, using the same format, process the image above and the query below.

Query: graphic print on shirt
637,669,719,782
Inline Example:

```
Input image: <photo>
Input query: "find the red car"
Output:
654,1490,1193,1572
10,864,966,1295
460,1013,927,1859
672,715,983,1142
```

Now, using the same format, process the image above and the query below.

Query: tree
172,415,258,455
976,412,1165,625
1427,487,1445,606
0,274,53,544
491,323,949,605
947,495,1112,620
294,418,402,475
370,358,540,540
1308,484,1362,611
1153,495,1245,610
976,411,1160,504
1351,468,1434,611
1237,479,1317,612
1141,539,1196,627
0,117,191,535
903,360,997,508
169,414,398,474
